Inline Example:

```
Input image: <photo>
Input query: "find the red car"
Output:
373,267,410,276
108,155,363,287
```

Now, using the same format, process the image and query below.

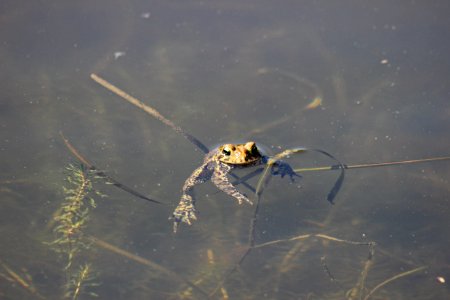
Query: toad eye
222,147,231,156
250,144,258,154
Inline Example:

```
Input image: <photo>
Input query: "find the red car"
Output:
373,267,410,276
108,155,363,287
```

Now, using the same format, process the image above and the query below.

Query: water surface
1,1,450,299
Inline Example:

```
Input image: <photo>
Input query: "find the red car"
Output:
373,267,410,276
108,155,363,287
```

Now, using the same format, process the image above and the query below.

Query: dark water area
1,1,450,299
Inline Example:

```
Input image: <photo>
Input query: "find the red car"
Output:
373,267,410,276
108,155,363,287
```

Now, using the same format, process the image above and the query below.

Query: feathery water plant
65,263,99,300
50,164,98,269
47,163,101,299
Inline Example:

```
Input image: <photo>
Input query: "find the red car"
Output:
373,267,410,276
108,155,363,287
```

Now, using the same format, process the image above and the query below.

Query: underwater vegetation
48,164,100,299
50,164,98,268
1,70,448,299
1,164,101,299
2,2,450,298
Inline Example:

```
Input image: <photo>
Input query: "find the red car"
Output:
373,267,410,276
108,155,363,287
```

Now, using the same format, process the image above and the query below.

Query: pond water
1,1,450,299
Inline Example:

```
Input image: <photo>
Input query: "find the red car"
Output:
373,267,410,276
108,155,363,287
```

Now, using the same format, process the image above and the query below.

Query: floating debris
140,12,151,19
113,51,126,60
436,276,445,284
304,97,322,110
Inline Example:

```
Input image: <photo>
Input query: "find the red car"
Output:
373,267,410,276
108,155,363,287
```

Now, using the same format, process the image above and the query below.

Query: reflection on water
1,1,450,299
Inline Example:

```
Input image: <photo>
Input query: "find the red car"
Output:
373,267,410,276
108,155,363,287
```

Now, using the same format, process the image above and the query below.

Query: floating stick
90,73,209,154
0,260,43,299
347,243,375,300
60,132,163,204
363,266,427,300
88,236,209,298
252,233,375,249
294,156,450,173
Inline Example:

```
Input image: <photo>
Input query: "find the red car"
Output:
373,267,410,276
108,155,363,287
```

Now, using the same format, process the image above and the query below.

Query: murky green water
1,1,450,299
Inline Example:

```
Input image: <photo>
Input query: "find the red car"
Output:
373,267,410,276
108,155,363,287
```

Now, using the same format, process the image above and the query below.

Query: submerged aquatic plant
47,163,100,299
65,263,99,300
50,164,99,269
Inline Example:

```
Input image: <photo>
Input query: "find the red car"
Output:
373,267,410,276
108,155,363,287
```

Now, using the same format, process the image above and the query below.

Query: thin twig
0,260,44,299
363,266,427,300
91,73,209,154
87,236,210,299
253,233,374,249
60,131,162,204
347,243,375,300
295,156,450,173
